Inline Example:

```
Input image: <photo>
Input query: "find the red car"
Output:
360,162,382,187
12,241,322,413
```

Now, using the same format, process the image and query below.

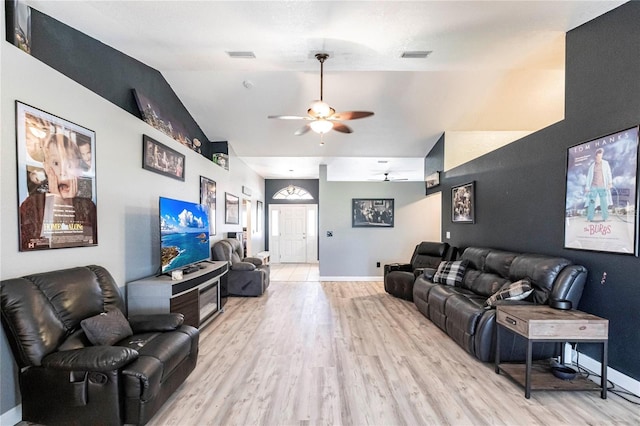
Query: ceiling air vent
401,51,432,59
226,51,256,59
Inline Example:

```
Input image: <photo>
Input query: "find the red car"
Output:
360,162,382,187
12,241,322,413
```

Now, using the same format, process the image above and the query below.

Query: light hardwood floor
149,263,637,425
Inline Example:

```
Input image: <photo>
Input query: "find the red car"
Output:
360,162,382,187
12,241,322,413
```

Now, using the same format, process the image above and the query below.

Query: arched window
272,185,314,200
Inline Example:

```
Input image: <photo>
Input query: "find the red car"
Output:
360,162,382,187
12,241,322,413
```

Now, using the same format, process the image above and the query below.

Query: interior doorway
268,204,318,263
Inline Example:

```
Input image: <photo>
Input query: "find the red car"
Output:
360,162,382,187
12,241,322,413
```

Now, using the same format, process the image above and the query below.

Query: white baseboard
569,346,640,396
0,404,21,426
319,276,383,282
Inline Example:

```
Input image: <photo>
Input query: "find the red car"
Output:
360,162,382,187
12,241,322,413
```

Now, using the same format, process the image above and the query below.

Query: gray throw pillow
81,308,133,346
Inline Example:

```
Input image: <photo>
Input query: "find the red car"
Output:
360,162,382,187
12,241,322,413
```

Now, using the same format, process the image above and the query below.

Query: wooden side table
495,305,608,399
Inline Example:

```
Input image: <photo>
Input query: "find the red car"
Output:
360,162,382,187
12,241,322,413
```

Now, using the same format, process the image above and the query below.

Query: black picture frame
352,198,394,227
142,135,185,181
452,181,475,223
564,126,639,255
200,176,216,236
225,192,240,224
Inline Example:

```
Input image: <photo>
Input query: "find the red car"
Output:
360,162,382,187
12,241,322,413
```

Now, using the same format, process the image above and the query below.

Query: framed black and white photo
16,101,98,251
352,198,394,227
564,126,639,254
225,192,240,224
142,135,185,181
452,181,475,223
200,176,216,236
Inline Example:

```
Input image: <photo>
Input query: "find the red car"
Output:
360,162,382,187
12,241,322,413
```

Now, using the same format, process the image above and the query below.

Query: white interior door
280,206,306,262
269,204,318,263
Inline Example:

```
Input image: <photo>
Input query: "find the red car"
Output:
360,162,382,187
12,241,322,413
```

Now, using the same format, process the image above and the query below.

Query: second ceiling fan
268,53,374,137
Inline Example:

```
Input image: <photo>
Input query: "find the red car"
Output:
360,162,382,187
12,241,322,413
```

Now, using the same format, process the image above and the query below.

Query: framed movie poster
142,135,185,181
200,176,216,236
564,126,639,254
225,192,239,224
16,101,97,251
352,198,394,227
452,181,475,223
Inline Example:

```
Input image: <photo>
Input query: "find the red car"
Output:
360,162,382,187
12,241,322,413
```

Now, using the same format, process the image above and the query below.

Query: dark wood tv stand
127,261,228,328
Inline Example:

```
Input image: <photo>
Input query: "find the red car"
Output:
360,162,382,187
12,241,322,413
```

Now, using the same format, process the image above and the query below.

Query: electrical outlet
376,262,381,268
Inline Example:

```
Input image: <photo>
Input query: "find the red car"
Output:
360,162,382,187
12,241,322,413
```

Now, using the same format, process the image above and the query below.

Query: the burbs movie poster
564,126,639,254
16,102,98,251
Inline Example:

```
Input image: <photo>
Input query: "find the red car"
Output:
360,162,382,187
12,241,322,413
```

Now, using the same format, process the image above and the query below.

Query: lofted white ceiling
26,0,626,181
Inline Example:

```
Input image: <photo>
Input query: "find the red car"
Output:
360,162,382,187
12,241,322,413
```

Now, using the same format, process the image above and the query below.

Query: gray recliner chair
211,238,270,296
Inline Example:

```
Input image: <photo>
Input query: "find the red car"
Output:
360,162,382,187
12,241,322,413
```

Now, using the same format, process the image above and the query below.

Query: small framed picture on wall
451,181,475,223
225,192,240,224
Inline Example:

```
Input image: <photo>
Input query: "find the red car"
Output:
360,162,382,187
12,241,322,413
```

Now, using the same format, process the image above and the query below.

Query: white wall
318,165,441,279
0,41,264,420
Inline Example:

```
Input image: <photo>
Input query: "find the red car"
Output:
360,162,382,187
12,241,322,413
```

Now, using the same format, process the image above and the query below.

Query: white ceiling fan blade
294,124,312,135
268,115,310,120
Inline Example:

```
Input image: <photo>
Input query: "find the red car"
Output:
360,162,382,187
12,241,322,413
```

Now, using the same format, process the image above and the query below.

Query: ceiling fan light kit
268,52,374,139
309,100,333,118
309,119,333,134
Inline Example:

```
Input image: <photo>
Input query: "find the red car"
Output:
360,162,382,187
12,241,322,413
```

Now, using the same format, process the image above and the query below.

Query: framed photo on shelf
451,181,475,223
564,126,639,255
352,198,394,228
200,176,216,236
426,171,440,189
142,135,185,181
225,192,240,224
15,101,98,251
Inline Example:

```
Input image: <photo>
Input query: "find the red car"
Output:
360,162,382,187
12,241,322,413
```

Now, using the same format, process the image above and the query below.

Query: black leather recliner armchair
384,241,452,301
0,265,199,425
211,238,270,296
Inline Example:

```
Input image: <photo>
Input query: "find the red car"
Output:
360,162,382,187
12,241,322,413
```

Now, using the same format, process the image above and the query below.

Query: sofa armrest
490,299,535,308
232,261,256,271
421,267,437,281
243,256,264,266
128,314,184,332
384,263,412,276
42,346,139,371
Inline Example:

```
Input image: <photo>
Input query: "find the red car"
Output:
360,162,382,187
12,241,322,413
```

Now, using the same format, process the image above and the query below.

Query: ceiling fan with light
268,53,374,140
369,172,408,182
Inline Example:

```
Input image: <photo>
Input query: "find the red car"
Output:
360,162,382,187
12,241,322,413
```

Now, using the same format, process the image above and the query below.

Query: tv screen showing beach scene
159,197,210,274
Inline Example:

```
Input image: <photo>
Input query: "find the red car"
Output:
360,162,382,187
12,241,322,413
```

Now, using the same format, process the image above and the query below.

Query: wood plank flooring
149,264,637,425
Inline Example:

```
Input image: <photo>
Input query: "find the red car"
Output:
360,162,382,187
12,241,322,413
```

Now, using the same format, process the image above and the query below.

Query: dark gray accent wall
437,3,640,381
23,7,214,159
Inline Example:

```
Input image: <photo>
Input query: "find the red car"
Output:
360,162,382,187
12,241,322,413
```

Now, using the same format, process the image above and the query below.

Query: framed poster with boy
16,101,98,251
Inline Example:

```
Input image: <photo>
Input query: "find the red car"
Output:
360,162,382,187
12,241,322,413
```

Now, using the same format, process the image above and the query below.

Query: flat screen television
159,196,210,274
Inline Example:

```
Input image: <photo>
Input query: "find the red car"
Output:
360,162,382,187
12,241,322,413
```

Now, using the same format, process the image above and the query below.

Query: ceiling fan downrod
316,53,329,102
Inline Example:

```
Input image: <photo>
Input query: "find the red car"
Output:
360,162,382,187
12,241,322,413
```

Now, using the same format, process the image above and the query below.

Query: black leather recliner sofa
413,247,587,362
0,265,199,425
384,241,452,301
